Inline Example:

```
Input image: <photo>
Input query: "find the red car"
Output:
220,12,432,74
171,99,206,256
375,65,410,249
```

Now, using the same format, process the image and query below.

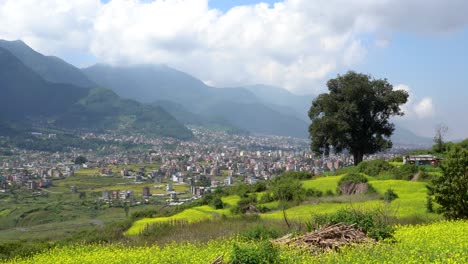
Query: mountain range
82,64,310,138
0,41,192,139
0,39,432,145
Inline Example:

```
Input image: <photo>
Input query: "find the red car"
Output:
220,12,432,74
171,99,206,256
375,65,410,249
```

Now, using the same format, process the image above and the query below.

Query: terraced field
127,175,442,234
126,195,240,235
264,176,441,222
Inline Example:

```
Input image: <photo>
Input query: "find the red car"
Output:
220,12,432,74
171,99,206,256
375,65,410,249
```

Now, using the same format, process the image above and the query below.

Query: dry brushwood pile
273,223,374,253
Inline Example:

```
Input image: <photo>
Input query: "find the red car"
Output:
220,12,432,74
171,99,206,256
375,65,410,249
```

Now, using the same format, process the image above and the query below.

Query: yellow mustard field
126,195,240,235
9,221,468,264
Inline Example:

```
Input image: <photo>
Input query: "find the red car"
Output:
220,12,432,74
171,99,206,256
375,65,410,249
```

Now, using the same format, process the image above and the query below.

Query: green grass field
263,176,440,222
127,175,441,234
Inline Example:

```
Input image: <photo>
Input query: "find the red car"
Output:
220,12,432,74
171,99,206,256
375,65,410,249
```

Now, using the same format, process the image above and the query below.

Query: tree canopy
427,147,468,219
308,71,408,165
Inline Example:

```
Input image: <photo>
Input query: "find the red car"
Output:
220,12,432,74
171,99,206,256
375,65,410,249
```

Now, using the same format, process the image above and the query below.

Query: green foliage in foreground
312,209,394,241
357,159,393,177
428,147,468,219
7,221,468,263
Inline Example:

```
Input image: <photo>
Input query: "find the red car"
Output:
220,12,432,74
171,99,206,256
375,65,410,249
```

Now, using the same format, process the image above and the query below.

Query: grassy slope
125,195,240,235
263,176,441,222
127,175,442,234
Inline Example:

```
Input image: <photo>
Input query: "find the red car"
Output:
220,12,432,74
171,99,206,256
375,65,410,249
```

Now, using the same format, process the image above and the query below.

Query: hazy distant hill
83,64,214,108
0,39,95,88
0,43,192,139
83,64,309,138
0,47,89,119
0,119,22,136
391,125,433,146
56,88,193,139
242,84,314,121
199,101,309,138
153,100,249,135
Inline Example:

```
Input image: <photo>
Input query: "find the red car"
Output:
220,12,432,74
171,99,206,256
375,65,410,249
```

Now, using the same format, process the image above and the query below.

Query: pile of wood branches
273,223,374,253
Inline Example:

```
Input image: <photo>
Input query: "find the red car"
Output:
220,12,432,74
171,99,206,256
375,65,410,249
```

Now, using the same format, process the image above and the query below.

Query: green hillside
56,88,193,139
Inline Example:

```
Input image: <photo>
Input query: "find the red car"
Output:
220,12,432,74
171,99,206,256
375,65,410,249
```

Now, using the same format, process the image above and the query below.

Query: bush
130,209,158,220
231,194,258,214
306,188,323,198
390,156,403,162
201,194,225,209
357,159,393,177
258,192,274,203
418,166,432,180
230,241,279,264
270,177,306,203
312,209,394,240
426,195,434,213
211,197,225,209
0,240,54,261
280,171,313,180
241,225,280,240
383,188,398,203
427,147,468,219
336,173,375,195
392,164,419,180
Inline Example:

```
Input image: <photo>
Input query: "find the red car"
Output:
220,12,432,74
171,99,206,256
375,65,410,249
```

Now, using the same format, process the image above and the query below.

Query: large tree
308,71,408,165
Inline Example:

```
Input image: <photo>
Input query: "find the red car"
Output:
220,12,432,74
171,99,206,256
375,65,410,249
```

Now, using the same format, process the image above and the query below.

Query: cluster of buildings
1,127,408,198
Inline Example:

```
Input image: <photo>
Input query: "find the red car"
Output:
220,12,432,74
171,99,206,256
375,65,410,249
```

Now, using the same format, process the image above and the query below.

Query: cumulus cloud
414,97,434,118
395,84,434,119
1,0,468,94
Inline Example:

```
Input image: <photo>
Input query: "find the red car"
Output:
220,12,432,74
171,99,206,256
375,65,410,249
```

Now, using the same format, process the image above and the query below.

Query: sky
0,0,467,139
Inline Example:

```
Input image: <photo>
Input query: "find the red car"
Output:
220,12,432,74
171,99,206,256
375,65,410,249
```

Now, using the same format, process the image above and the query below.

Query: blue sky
1,0,467,139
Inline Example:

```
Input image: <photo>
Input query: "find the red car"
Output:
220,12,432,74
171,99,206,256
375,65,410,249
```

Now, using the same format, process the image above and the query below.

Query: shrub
230,241,279,264
383,188,398,203
130,209,158,220
211,197,225,209
357,159,393,177
270,177,306,203
241,225,280,240
258,192,274,203
306,188,323,198
312,209,394,240
231,194,258,214
418,166,432,180
336,173,374,195
392,164,419,180
427,147,468,219
426,195,434,213
390,156,403,162
280,171,313,180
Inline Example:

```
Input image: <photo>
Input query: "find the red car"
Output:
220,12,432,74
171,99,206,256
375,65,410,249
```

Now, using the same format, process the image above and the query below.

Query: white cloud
395,84,434,119
414,97,434,118
1,0,468,94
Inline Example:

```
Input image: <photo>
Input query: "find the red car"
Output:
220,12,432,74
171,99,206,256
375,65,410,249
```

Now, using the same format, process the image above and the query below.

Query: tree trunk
353,151,364,166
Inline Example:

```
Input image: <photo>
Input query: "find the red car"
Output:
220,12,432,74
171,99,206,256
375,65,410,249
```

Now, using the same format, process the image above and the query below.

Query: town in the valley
0,126,418,207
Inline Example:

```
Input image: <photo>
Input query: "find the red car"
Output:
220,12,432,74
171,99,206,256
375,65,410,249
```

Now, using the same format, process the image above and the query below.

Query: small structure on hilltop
404,155,442,166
